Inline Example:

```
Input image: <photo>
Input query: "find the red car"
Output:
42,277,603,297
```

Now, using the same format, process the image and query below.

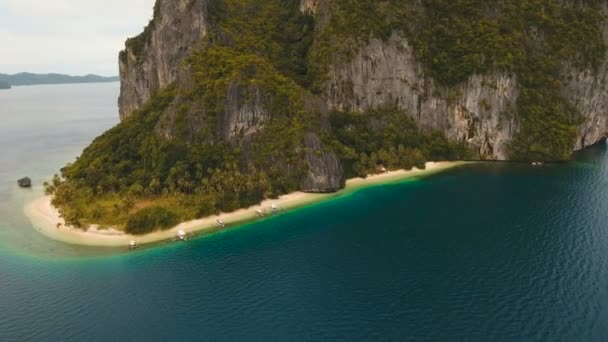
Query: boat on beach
177,229,188,241
128,240,138,250
217,219,226,228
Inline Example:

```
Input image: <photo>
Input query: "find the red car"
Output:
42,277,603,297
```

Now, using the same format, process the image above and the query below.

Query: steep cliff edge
118,0,209,120
120,0,608,161
117,0,344,192
563,10,608,151
323,26,608,160
47,0,608,232
324,33,519,159
566,62,608,151
308,0,608,161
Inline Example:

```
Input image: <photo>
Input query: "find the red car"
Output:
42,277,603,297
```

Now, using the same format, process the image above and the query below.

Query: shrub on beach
125,207,179,235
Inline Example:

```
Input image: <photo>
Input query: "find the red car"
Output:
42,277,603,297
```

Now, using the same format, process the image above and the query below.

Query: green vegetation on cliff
50,0,323,233
47,0,602,234
208,0,315,86
121,1,161,63
311,0,606,161
327,110,471,178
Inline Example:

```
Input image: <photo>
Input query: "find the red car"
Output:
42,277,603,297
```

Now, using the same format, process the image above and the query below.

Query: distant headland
0,72,119,87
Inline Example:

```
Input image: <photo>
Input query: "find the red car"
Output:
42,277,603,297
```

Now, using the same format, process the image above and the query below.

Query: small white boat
128,240,138,250
177,229,188,241
271,203,278,214
217,219,226,228
256,209,264,217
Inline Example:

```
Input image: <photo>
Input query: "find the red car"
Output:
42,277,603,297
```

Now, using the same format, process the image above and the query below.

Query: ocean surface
1,83,608,341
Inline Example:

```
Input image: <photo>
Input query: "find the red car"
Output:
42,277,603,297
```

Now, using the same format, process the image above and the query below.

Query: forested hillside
46,0,608,234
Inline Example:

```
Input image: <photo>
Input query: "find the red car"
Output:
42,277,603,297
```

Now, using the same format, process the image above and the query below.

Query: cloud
1,0,74,17
0,0,156,75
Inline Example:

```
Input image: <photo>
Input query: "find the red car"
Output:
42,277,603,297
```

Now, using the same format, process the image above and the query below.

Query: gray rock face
117,0,608,194
118,0,209,120
301,133,345,192
564,65,608,151
326,33,520,160
324,27,608,159
563,11,608,151
153,76,272,142
222,83,270,139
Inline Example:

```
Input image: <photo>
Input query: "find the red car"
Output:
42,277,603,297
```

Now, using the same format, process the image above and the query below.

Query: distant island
0,73,119,87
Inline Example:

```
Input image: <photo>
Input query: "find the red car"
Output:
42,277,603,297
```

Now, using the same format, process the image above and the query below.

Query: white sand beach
24,161,466,248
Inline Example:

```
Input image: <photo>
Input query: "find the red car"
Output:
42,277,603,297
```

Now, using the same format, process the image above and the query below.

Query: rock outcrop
562,12,608,151
325,34,520,159
222,83,270,139
301,133,345,192
317,3,608,160
118,0,210,120
17,177,31,188
562,3,608,150
118,0,608,165
565,64,608,151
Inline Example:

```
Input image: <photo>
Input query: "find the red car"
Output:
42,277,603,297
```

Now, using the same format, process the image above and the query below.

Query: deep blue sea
2,83,608,341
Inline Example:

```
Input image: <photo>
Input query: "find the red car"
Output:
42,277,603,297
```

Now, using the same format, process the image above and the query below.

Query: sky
0,0,156,76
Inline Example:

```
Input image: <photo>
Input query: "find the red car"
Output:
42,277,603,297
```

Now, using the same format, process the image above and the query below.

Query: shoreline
24,161,467,248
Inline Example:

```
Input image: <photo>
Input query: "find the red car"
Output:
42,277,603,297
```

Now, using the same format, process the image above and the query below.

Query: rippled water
0,83,120,258
1,84,608,340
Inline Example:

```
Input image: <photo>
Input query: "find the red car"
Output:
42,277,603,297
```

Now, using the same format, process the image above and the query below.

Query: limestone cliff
118,0,346,193
301,132,344,192
563,11,608,151
316,3,608,160
118,0,209,120
323,36,608,160
325,33,519,159
118,0,608,164
50,0,608,229
566,64,608,151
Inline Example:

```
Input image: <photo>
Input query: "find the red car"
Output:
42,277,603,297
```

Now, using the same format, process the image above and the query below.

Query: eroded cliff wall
564,9,608,151
49,0,608,229
118,0,608,161
118,0,209,120
324,34,608,160
325,34,519,159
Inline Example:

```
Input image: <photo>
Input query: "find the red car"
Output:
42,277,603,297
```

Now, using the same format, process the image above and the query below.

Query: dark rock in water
17,177,32,188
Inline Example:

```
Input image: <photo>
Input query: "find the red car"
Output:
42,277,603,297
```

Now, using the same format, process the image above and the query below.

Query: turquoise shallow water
0,83,121,258
2,84,608,340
